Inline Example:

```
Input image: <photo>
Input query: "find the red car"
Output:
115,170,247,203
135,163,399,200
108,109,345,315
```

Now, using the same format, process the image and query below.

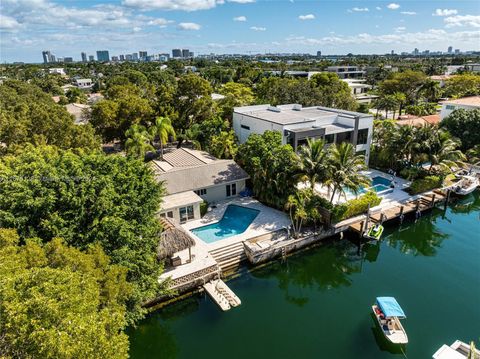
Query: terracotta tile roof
442,96,480,107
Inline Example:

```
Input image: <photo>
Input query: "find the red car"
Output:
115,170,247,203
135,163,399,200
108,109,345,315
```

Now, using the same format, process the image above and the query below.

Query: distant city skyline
1,0,479,63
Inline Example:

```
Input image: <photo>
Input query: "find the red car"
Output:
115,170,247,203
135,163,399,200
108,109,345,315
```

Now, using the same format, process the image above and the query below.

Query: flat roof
234,104,372,126
162,191,203,210
442,96,480,107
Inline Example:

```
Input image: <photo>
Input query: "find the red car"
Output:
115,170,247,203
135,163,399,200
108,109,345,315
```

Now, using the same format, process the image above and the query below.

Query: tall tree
326,143,370,203
441,109,480,151
0,229,130,358
149,116,176,158
297,138,330,189
125,124,154,160
0,146,166,324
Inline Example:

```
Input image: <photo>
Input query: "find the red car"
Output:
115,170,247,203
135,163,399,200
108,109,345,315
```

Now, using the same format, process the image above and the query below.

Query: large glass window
179,206,194,223
336,131,352,144
357,129,369,145
226,183,237,197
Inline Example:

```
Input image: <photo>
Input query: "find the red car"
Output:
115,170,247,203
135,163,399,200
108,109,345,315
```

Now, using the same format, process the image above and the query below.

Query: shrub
408,176,442,194
200,201,209,217
331,191,382,222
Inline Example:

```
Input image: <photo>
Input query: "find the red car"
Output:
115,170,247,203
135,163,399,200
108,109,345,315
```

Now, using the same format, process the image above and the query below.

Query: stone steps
209,242,247,276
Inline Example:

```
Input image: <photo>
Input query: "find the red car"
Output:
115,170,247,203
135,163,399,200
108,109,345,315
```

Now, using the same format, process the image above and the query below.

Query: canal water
129,192,480,359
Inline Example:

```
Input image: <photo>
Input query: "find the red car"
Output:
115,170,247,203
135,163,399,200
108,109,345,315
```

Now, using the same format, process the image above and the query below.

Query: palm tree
419,79,441,102
125,125,154,160
285,189,310,238
326,142,370,203
209,131,237,159
150,116,176,158
392,92,406,118
419,127,466,173
297,138,330,189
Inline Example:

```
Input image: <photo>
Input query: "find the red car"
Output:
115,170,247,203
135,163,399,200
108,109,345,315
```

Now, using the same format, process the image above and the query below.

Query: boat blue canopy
376,297,406,318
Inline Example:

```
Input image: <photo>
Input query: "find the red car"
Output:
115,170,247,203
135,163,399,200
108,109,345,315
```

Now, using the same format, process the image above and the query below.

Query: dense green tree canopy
378,70,428,105
443,74,480,98
0,80,99,153
0,145,166,323
0,229,130,359
236,131,298,208
441,109,480,151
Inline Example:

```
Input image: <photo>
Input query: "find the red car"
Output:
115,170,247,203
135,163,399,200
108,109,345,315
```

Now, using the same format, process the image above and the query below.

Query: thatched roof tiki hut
157,218,196,266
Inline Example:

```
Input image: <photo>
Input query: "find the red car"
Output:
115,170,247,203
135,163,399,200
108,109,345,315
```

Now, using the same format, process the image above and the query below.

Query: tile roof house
151,148,249,225
440,96,480,120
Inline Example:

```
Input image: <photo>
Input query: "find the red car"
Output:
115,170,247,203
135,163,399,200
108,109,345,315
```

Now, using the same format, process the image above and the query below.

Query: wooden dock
349,190,448,235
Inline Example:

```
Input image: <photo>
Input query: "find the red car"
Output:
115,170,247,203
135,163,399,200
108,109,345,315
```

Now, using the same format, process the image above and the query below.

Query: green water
129,192,480,359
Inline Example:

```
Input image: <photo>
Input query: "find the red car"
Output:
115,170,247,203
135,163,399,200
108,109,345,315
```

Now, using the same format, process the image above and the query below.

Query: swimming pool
191,205,260,244
345,176,393,196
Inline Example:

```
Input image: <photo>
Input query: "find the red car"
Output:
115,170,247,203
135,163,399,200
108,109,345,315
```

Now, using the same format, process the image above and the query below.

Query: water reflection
252,240,364,306
370,314,406,356
450,192,480,214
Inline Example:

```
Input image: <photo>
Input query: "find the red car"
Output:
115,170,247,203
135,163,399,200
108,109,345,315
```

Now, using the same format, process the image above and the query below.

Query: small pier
203,279,241,311
349,190,448,235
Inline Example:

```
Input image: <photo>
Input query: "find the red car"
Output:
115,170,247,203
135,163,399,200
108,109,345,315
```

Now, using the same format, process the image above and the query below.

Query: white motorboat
432,340,480,358
372,296,408,344
453,175,479,196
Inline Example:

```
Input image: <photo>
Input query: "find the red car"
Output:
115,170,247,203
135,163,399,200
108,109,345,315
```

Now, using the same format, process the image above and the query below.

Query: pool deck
159,197,290,287
182,197,290,251
314,169,412,207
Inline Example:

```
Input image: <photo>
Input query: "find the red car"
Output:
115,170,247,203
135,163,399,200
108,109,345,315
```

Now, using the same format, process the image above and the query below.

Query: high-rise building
316,51,321,57
139,51,147,59
64,57,73,63
42,50,53,63
96,50,110,62
88,55,95,61
413,48,419,56
111,56,119,62
172,49,182,58
391,50,395,55
182,49,190,58
132,52,139,61
125,54,133,61
454,49,460,54
447,46,453,54
119,54,125,61
81,52,87,62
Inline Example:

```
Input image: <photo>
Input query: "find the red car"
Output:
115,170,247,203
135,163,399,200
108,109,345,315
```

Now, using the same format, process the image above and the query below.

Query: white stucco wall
160,202,201,225
440,103,480,120
198,180,246,203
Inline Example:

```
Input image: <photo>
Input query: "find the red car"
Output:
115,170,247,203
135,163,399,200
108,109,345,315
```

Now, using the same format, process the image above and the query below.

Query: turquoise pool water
191,205,260,244
346,176,393,196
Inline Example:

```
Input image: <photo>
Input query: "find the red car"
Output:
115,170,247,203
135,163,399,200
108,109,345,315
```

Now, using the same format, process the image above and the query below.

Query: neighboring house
61,84,75,93
342,79,377,103
465,63,480,73
233,104,374,164
430,75,452,88
75,78,93,89
440,96,480,120
152,148,249,225
65,103,90,124
396,114,440,127
49,68,66,76
326,66,365,79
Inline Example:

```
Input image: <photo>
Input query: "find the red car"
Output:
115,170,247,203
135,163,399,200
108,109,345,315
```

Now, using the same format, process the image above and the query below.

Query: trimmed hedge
408,176,442,195
332,191,382,222
200,201,209,217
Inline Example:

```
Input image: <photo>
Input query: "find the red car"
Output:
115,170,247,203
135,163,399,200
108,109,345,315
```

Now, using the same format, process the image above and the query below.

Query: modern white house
152,148,249,225
440,96,480,120
233,104,374,164
342,79,377,104
326,66,365,79
49,68,66,76
75,78,93,89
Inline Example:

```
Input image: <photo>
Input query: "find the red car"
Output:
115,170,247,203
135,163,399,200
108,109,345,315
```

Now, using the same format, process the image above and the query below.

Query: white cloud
284,28,480,47
228,0,254,3
444,15,480,28
122,0,221,11
250,26,266,31
401,11,416,15
351,7,369,12
376,6,381,10
387,3,400,10
233,15,247,21
298,14,315,20
147,18,174,26
133,26,142,32
394,26,406,32
177,22,201,30
433,9,458,16
0,14,21,30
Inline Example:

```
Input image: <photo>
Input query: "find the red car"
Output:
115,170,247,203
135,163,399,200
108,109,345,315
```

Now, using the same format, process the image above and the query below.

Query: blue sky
1,0,479,63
